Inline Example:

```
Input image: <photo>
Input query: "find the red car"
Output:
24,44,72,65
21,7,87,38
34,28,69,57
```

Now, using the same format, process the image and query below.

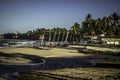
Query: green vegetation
0,51,43,64
0,12,120,80
0,77,6,80
0,48,83,57
0,45,120,64
0,47,86,64
11,68,120,80
0,46,120,80
1,12,119,44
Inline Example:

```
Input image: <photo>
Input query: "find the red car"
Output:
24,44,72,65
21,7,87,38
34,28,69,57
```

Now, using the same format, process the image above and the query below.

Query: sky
0,0,120,34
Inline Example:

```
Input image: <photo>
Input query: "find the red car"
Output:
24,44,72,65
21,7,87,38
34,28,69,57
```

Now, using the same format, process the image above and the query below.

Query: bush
98,41,107,44
115,45,120,48
0,39,8,43
61,44,68,47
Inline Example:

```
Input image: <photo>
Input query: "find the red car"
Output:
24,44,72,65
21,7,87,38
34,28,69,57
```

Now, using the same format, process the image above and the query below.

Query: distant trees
81,12,120,37
2,12,119,44
39,34,45,42
111,12,120,36
70,23,81,43
0,35,3,39
3,33,16,39
82,14,93,36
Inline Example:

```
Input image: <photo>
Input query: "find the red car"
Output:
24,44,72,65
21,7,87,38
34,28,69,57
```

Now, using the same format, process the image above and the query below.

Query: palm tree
52,28,56,42
48,28,51,42
26,30,33,39
111,12,120,45
61,29,66,42
61,31,64,42
70,23,81,43
82,14,94,36
64,30,69,43
57,31,60,42
0,35,4,39
69,29,73,43
111,12,120,36
39,33,45,46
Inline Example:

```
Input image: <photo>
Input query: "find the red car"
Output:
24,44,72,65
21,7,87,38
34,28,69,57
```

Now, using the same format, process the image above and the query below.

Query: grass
69,45,120,52
11,67,120,80
0,46,120,80
87,46,120,52
0,48,86,58
0,47,87,64
0,56,32,64
0,77,5,80
0,51,44,64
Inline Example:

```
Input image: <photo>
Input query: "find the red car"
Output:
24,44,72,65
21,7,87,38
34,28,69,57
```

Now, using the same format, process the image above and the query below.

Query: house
101,36,120,45
81,34,120,45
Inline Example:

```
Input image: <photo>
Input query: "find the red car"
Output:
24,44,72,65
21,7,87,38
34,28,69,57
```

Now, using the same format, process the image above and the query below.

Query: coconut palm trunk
57,31,60,42
69,32,73,43
39,34,45,46
64,31,69,43
52,31,56,42
62,32,65,42
48,29,51,42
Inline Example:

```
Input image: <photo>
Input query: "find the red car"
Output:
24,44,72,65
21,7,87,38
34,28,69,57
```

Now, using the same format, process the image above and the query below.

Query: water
0,39,39,48
0,39,66,48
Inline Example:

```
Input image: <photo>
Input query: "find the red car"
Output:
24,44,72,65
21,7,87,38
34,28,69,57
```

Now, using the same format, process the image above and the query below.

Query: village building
81,34,120,45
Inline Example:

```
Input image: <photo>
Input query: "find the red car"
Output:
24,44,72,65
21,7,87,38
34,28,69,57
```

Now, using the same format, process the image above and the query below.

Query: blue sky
0,0,120,34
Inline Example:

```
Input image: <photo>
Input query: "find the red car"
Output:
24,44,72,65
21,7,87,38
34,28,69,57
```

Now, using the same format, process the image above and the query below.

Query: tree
111,12,120,36
48,28,52,42
39,33,45,46
82,14,94,36
3,33,16,39
70,22,81,43
52,28,57,42
64,30,69,43
57,30,60,42
110,12,120,45
60,32,64,42
0,35,4,39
